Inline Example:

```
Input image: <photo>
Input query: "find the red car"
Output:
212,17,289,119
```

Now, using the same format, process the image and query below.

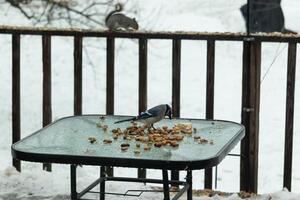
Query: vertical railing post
138,38,148,179
106,36,115,177
106,36,115,115
283,42,297,191
171,39,181,186
12,34,21,172
74,36,83,115
42,35,52,171
204,39,215,189
240,41,261,193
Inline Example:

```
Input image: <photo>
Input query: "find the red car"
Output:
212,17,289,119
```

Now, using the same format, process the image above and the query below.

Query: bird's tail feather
114,117,136,124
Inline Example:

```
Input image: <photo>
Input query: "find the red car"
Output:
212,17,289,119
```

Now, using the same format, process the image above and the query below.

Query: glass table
12,115,245,200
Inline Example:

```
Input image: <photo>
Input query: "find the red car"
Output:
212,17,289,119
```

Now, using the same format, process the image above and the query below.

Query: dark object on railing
12,34,21,172
42,35,52,171
240,0,296,34
106,36,115,177
171,39,181,186
283,42,297,191
74,36,82,115
204,40,215,189
105,3,139,31
240,41,261,193
138,38,148,179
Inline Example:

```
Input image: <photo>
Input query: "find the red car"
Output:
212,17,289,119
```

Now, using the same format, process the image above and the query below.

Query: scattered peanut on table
88,117,214,156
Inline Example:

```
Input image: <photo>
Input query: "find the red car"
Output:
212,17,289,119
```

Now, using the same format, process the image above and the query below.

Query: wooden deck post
12,34,21,172
106,36,115,177
42,35,52,171
204,40,215,189
74,36,83,115
171,39,181,186
283,42,297,191
240,41,261,193
138,38,148,179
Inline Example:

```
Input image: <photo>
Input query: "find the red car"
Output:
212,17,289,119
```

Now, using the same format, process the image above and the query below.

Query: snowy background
0,0,300,199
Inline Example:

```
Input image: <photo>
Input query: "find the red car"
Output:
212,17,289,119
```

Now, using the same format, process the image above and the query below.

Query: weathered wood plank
283,42,297,191
42,35,52,171
106,36,115,177
172,39,181,117
138,38,147,113
204,40,215,189
138,38,148,179
74,36,82,115
240,41,250,192
1,25,300,42
171,39,181,186
106,37,114,115
240,41,261,193
12,34,21,172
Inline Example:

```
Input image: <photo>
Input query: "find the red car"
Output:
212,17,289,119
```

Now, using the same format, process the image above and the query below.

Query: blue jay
114,104,172,129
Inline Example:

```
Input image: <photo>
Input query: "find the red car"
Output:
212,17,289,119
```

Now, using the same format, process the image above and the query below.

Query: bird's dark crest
165,104,172,119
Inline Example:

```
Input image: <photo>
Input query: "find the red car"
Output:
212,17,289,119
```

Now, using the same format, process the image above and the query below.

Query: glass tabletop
12,115,245,170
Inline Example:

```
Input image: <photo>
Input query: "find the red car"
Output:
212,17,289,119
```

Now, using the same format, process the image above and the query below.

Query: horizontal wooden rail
0,25,300,42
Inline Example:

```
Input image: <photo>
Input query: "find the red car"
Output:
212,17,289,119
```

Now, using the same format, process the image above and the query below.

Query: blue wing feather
137,111,153,120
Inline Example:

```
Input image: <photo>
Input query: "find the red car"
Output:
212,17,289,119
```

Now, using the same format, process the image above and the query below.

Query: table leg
186,170,192,200
162,170,170,200
100,166,106,200
70,164,77,200
171,170,179,187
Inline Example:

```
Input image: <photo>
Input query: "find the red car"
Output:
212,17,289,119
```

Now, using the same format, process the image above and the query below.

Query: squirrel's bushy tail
105,3,123,23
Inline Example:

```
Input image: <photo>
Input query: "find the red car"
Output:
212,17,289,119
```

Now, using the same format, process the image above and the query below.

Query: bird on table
114,104,172,129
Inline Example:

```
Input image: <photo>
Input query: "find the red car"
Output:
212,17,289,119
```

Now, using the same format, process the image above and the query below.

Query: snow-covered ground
0,0,300,199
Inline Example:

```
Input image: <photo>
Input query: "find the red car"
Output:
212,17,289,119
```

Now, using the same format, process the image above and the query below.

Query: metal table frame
70,165,192,200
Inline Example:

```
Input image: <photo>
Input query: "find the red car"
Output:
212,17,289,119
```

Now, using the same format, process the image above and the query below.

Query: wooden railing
1,25,299,193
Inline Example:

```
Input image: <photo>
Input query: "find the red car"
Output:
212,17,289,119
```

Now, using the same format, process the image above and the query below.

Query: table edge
11,114,245,170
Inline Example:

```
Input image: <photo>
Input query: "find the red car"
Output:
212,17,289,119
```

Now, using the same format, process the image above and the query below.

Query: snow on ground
0,0,300,199
1,167,300,200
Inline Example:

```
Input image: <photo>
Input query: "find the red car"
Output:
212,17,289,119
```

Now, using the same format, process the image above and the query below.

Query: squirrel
105,3,139,31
